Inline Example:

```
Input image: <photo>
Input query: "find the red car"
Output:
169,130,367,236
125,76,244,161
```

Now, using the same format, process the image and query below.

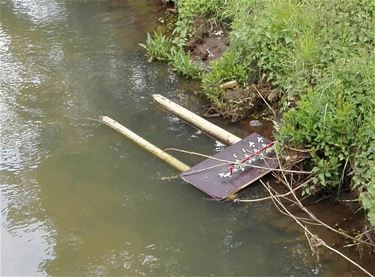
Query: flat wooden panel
180,133,278,200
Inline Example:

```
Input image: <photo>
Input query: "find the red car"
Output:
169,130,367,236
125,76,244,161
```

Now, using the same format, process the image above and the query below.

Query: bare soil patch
185,17,228,66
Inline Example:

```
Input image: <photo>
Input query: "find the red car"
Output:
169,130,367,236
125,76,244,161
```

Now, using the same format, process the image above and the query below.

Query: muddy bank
185,16,228,65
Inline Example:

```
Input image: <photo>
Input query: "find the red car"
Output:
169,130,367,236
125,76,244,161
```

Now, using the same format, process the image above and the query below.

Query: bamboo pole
100,116,190,172
152,94,242,145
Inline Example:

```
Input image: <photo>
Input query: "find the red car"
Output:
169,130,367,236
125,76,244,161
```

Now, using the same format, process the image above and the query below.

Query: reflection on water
0,0,355,276
11,0,65,25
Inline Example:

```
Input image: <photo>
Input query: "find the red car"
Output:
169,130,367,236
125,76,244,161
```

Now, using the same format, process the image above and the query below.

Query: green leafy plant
172,0,228,47
139,32,173,62
168,47,202,79
202,51,248,100
278,56,375,224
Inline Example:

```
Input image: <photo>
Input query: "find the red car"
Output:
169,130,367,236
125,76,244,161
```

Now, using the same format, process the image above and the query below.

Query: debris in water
249,120,263,127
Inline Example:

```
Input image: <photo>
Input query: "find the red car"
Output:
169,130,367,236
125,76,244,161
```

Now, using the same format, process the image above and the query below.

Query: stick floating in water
152,94,241,145
99,116,190,172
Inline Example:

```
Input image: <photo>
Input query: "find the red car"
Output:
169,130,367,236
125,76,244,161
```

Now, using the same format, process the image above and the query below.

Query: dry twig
260,179,374,277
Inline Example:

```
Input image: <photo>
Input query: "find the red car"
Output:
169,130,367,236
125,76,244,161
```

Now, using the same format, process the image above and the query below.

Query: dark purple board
180,133,278,200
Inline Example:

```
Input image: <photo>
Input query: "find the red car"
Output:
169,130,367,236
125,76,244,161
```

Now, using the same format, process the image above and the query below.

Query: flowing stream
0,0,360,275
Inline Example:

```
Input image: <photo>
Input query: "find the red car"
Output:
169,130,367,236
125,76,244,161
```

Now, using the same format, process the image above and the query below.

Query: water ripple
11,0,66,25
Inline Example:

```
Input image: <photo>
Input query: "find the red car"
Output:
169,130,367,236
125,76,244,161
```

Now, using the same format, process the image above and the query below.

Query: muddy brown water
0,0,373,275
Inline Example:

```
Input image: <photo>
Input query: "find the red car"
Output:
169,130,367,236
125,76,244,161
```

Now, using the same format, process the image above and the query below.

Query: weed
172,0,225,47
139,32,172,62
168,47,202,79
278,56,375,224
202,51,248,100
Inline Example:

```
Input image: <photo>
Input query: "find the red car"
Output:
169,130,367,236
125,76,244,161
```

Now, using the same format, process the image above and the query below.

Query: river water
0,0,363,276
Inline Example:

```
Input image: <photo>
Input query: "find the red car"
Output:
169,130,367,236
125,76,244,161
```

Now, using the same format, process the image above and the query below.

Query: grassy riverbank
142,0,375,228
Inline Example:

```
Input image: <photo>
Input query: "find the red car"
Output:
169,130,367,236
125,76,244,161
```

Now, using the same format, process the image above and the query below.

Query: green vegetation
143,0,375,226
202,51,248,101
279,57,375,208
140,32,172,62
167,47,202,78
140,32,202,79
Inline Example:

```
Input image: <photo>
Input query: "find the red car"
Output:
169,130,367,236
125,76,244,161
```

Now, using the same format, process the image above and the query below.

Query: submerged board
180,133,278,200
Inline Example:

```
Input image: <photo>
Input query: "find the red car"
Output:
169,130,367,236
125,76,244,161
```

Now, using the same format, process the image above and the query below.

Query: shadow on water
0,0,371,276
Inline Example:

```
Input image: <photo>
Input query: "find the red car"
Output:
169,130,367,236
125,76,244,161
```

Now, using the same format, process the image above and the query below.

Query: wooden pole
152,94,241,145
100,116,190,172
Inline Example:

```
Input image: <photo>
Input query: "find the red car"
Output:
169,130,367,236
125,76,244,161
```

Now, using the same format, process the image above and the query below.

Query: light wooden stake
100,116,190,172
153,94,241,145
